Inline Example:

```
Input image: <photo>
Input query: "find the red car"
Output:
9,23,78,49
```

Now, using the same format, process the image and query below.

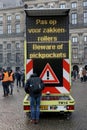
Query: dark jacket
15,71,21,80
25,73,44,97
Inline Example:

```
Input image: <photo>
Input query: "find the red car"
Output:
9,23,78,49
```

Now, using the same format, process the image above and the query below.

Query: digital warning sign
27,42,69,59
26,16,69,42
26,15,69,59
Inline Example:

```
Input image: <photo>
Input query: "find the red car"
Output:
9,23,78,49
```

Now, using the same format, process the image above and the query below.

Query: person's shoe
6,93,9,97
35,120,39,124
30,119,35,124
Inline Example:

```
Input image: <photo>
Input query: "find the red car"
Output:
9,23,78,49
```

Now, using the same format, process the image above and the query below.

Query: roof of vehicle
24,8,70,16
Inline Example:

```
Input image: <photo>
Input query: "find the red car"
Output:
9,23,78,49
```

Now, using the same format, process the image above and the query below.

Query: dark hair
30,73,37,78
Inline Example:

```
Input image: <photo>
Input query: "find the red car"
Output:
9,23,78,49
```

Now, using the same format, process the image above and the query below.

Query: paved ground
0,80,87,130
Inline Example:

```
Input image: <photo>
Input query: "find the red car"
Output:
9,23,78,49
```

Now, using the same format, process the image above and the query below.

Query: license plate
57,106,66,110
48,105,66,110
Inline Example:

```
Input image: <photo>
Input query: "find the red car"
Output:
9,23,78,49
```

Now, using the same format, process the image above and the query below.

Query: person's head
8,69,12,73
30,73,37,78
2,68,6,72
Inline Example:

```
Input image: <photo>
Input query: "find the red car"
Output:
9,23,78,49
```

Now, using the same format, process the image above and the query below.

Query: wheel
66,112,72,120
64,112,72,120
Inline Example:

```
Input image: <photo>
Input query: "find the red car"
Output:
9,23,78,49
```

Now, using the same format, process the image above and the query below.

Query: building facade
0,0,25,70
0,0,87,70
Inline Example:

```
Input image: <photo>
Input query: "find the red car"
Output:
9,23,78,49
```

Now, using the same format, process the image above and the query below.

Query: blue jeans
10,83,14,94
30,96,41,120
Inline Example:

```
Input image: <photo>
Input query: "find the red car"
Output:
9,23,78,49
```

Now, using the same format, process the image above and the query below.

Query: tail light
24,106,30,110
67,105,74,110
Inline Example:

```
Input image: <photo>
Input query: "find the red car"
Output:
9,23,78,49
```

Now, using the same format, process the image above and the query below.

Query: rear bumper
23,94,75,113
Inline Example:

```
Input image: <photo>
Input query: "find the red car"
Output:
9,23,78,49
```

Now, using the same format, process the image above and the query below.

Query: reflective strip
56,87,69,93
2,72,9,82
8,72,14,81
26,59,33,80
63,59,70,93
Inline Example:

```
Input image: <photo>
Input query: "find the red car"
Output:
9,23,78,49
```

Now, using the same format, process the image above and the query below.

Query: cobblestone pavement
0,80,87,130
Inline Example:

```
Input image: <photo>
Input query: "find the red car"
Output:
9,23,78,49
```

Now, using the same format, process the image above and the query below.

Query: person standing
79,68,83,82
82,68,86,82
73,69,77,81
2,69,9,97
25,73,44,124
8,69,15,95
15,70,21,92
